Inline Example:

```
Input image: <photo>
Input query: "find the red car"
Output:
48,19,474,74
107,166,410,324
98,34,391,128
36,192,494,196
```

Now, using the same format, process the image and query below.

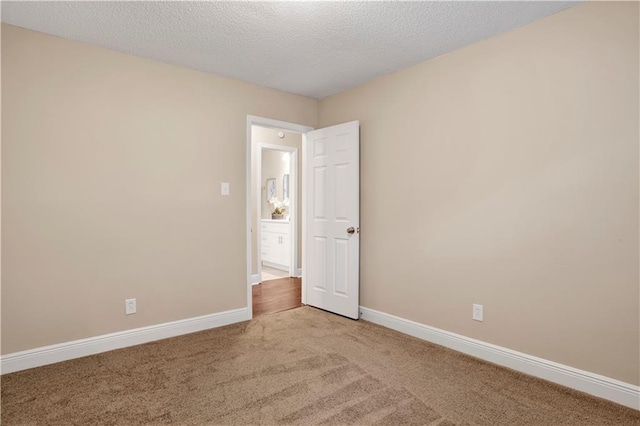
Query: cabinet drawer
261,221,290,234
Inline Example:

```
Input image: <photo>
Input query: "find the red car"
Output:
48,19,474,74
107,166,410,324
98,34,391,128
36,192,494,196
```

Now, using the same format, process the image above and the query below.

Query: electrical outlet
125,298,137,315
472,304,483,322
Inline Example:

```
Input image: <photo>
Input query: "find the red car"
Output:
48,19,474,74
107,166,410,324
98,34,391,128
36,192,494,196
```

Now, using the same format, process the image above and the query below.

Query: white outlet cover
472,303,483,322
221,182,230,196
125,298,137,315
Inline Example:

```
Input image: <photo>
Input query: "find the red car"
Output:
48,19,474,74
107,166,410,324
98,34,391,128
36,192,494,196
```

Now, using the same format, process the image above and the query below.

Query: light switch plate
221,182,230,196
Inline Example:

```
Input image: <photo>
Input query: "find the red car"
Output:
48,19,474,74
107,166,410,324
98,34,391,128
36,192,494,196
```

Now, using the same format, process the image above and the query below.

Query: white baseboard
359,306,639,410
296,268,302,277
251,274,261,285
1,307,248,375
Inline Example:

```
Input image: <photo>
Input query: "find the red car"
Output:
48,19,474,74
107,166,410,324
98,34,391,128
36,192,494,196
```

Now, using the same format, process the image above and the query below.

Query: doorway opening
246,116,313,319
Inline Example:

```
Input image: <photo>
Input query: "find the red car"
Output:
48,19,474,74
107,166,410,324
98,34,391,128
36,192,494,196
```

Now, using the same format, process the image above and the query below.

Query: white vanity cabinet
261,220,290,271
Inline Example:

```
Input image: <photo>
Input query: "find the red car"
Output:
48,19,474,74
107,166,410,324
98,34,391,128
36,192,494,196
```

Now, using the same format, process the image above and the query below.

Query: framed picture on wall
283,174,290,200
266,178,276,201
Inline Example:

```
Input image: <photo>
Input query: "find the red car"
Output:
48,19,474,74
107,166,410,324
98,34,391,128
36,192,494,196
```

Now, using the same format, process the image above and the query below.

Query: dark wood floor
252,277,302,317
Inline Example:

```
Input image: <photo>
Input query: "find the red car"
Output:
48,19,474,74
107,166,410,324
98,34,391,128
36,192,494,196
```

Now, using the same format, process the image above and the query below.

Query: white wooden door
305,121,360,319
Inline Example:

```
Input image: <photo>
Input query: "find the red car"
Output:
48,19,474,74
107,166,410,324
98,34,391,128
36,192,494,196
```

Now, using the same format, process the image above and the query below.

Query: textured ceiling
1,1,579,99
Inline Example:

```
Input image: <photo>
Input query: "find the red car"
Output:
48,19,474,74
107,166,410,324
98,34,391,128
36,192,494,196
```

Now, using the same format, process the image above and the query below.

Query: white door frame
255,143,298,280
246,116,313,320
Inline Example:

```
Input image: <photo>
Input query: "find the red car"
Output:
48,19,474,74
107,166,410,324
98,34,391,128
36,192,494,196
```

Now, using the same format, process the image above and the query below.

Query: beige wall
1,24,317,354
319,2,639,385
250,127,302,275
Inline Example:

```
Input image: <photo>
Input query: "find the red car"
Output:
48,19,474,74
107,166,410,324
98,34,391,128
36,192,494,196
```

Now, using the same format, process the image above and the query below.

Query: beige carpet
2,306,639,425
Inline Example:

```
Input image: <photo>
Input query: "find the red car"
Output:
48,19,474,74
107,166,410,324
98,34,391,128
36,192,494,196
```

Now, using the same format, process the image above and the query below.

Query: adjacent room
2,1,639,424
251,125,303,317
